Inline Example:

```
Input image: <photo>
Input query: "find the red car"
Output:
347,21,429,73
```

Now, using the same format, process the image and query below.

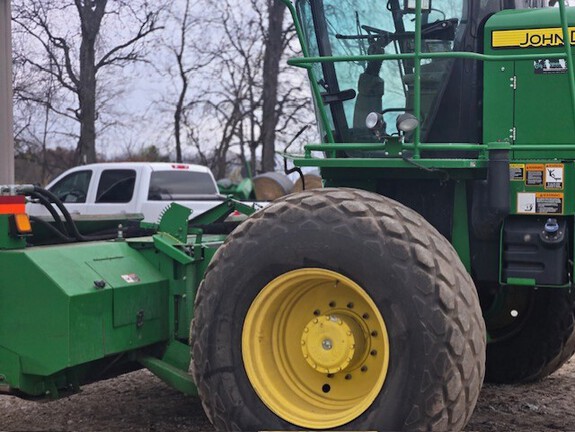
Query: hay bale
294,173,323,192
253,172,294,200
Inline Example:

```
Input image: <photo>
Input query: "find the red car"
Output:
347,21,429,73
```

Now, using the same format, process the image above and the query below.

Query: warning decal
517,193,536,213
510,164,525,181
526,164,544,186
121,273,141,283
545,164,564,190
536,193,563,214
517,192,563,214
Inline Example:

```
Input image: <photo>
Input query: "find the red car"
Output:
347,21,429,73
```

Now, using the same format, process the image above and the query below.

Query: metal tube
558,0,575,134
0,0,13,184
288,52,571,67
303,143,575,153
413,0,422,158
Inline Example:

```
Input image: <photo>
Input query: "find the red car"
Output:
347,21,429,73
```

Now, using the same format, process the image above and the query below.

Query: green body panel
0,241,169,393
484,8,575,159
514,61,575,146
482,60,515,145
0,202,236,398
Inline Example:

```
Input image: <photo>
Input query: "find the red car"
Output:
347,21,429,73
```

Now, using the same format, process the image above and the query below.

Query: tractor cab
295,0,552,146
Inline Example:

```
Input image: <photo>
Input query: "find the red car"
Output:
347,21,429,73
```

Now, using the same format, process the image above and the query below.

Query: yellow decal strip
492,27,575,49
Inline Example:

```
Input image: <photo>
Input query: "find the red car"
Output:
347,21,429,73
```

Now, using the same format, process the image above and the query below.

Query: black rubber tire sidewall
485,287,575,384
192,189,485,431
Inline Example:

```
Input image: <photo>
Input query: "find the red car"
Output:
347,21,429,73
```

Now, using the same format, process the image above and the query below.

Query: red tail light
0,196,26,215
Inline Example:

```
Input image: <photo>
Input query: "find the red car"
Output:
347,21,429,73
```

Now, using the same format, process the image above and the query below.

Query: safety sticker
536,192,563,214
518,192,563,214
534,59,568,74
526,164,544,186
121,273,141,283
545,164,564,190
510,163,525,181
517,193,536,213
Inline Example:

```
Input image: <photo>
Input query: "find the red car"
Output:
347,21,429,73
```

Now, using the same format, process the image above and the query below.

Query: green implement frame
0,199,255,398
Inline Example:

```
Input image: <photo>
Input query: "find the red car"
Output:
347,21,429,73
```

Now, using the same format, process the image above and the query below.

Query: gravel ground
2,358,575,431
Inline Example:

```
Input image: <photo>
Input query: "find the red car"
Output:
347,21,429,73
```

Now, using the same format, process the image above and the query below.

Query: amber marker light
13,213,32,234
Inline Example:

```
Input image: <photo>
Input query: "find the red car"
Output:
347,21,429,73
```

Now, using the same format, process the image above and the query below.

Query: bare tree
162,0,215,163
161,0,312,178
12,0,163,165
260,0,287,172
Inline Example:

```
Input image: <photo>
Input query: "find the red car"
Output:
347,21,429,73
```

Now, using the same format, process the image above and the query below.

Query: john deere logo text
492,27,575,49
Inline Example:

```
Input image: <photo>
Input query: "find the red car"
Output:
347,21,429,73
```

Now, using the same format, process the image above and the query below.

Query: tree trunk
260,0,286,173
75,0,107,165
174,83,186,163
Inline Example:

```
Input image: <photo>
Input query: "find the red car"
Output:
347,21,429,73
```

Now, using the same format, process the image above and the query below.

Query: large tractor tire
484,285,575,383
191,188,485,431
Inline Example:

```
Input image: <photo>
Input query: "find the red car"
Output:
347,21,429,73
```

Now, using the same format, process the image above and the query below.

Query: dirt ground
2,358,575,431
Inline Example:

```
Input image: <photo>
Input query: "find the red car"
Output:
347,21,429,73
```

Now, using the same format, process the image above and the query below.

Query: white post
0,0,13,184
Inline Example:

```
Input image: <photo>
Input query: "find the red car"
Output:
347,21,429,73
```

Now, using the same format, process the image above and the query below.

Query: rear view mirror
404,0,431,12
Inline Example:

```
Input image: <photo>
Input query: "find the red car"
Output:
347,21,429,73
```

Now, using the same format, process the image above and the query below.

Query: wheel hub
301,314,366,373
242,268,390,429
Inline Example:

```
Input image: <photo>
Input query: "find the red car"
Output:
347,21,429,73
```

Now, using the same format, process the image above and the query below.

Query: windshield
297,0,465,142
148,171,218,201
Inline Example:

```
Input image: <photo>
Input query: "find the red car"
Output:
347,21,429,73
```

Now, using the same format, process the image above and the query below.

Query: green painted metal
0,215,26,250
0,198,231,398
158,204,192,243
413,0,423,157
138,341,198,396
451,181,471,272
559,1,575,130
505,277,536,287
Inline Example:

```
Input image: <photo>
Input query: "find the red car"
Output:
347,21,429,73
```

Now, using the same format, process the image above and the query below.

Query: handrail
281,0,575,160
287,51,571,67
559,1,575,132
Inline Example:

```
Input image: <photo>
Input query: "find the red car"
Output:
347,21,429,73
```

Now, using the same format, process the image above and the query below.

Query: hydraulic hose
31,186,117,242
29,191,69,236
29,215,75,243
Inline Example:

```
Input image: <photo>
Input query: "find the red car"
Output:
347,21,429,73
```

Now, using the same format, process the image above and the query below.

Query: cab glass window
148,171,218,201
297,0,464,140
49,170,92,203
96,169,136,203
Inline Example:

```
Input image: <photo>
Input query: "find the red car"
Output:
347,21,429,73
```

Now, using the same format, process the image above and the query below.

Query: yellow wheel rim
242,268,390,429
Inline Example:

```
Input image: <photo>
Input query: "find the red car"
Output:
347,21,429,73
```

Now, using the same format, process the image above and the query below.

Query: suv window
96,169,136,203
49,170,92,203
148,171,217,200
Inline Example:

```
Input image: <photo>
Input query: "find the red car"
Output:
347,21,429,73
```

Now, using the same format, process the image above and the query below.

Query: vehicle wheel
483,285,575,383
191,188,485,431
